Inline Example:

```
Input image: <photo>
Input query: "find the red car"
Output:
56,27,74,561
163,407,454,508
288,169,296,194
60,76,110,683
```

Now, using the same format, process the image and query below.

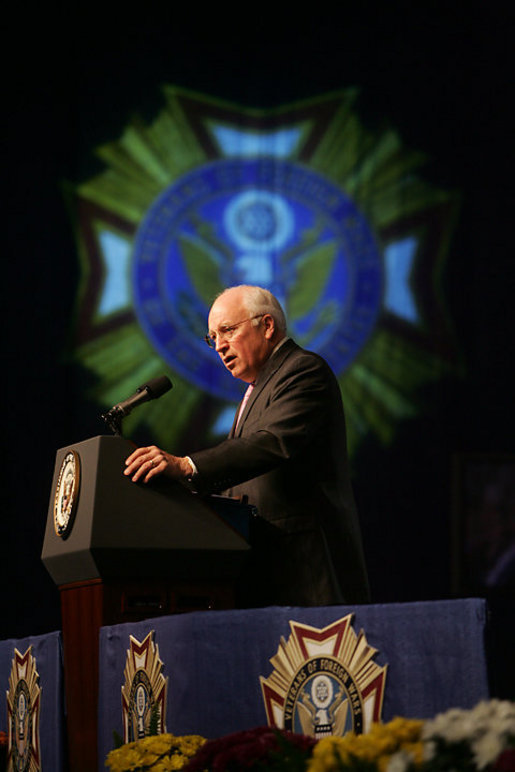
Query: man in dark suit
125,285,369,606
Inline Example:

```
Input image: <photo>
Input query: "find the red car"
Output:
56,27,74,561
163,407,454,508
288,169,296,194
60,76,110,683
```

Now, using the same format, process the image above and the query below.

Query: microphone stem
101,408,123,436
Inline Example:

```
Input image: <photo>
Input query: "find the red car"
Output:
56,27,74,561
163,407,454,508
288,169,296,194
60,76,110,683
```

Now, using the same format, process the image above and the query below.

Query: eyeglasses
204,315,264,349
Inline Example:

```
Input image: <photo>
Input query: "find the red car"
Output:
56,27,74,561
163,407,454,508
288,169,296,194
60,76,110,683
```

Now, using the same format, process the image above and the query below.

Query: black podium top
41,435,252,585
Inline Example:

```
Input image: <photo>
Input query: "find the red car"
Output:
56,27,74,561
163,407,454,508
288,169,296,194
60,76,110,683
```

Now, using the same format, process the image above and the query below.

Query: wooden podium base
42,437,251,771
60,578,235,772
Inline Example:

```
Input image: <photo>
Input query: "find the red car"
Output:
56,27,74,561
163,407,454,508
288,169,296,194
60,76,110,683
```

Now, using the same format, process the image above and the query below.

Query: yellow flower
306,719,424,772
105,733,206,771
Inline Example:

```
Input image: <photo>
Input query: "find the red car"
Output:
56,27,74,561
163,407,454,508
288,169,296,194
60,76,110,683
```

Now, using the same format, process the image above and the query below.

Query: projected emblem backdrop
132,158,382,401
74,87,456,452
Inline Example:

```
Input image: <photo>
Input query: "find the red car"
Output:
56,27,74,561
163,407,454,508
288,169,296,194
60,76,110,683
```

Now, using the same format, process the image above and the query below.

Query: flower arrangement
306,717,424,771
183,726,316,771
105,733,206,772
420,700,515,772
105,700,515,772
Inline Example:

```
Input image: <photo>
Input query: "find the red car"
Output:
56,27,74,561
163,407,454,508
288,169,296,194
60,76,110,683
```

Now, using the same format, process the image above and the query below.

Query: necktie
236,383,254,429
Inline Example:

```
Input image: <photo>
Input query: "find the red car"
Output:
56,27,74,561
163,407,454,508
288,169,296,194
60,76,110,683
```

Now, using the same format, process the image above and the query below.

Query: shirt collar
271,336,289,357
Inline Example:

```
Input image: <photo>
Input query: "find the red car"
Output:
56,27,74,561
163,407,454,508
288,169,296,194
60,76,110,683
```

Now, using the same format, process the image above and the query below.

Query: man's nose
215,336,229,353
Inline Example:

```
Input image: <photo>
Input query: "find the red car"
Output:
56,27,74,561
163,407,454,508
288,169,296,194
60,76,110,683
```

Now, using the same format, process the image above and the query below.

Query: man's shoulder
272,340,337,385
281,340,332,370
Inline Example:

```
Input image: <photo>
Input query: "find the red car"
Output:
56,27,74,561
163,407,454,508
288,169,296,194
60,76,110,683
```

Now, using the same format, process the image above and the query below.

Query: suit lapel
233,383,258,437
233,339,297,437
228,408,239,439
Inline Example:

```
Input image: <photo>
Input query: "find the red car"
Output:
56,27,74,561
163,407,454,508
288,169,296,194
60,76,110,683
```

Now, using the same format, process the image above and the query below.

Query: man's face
208,290,273,383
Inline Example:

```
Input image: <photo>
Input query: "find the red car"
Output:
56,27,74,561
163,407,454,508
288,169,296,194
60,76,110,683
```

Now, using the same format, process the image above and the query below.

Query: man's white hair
216,285,287,333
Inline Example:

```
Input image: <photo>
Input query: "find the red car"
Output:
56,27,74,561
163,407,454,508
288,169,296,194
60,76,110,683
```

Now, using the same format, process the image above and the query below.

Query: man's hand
124,445,193,483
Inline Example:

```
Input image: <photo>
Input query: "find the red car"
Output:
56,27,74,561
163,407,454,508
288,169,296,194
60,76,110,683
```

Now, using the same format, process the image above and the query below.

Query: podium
41,435,252,772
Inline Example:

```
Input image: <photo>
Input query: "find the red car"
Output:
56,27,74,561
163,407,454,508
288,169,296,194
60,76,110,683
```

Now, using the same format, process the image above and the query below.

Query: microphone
102,375,173,434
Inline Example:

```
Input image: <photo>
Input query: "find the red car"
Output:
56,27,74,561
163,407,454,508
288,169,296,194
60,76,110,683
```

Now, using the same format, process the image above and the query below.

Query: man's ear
262,314,275,339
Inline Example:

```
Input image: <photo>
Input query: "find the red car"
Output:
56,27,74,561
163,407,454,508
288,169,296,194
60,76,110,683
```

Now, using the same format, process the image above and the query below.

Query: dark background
4,6,514,694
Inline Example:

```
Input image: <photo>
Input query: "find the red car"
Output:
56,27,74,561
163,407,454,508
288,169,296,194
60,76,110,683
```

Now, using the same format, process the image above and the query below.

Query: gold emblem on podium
54,449,80,538
260,614,387,738
121,631,168,742
6,647,42,772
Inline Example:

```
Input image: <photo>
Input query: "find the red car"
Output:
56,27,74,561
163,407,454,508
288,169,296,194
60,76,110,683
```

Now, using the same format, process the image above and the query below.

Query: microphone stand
101,408,123,437
100,375,173,437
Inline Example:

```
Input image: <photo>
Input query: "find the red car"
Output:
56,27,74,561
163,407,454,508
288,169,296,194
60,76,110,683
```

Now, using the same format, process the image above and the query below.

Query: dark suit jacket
190,339,369,606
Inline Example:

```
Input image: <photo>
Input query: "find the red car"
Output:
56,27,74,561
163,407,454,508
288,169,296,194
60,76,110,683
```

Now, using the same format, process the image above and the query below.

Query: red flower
492,747,515,771
183,726,316,771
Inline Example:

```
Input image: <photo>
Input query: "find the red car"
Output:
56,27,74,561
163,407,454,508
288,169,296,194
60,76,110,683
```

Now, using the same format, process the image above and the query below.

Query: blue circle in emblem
224,190,294,251
132,159,383,401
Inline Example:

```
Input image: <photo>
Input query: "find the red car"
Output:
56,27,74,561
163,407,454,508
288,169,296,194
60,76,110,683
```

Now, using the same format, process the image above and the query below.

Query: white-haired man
125,285,369,606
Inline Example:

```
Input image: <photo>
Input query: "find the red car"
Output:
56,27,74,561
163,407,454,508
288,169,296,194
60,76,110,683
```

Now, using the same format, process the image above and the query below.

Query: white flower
423,709,473,744
386,749,412,772
472,700,496,722
493,700,515,734
422,739,437,761
422,699,515,749
472,730,505,770
418,698,515,772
